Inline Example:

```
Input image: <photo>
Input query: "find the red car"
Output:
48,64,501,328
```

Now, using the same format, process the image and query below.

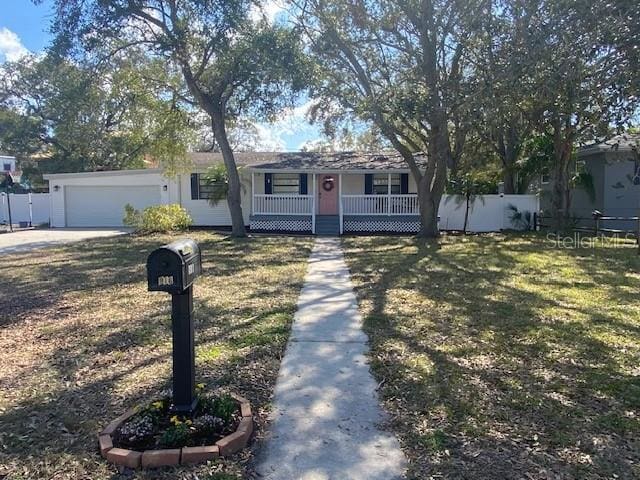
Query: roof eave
43,168,162,180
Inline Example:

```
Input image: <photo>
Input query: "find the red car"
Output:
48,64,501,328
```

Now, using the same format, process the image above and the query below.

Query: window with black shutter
190,173,226,200
371,174,401,194
271,174,300,194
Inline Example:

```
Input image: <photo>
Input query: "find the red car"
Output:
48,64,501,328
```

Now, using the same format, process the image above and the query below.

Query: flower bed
98,388,253,469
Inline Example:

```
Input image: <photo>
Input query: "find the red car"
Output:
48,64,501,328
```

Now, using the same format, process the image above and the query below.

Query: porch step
315,215,340,236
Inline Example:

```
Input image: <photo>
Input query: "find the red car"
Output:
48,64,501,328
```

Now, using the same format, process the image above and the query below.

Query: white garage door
65,185,161,227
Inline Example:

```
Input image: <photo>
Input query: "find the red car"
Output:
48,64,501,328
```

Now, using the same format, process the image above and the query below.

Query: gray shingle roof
579,133,640,157
188,151,425,171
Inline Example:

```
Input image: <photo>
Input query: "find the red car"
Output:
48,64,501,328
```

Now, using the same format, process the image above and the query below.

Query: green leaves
0,53,193,174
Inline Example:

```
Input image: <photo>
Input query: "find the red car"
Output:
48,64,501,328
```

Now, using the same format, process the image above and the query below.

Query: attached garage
64,185,161,227
44,169,171,228
44,157,256,228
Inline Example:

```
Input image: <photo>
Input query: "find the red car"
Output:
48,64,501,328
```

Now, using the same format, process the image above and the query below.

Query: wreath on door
322,177,335,192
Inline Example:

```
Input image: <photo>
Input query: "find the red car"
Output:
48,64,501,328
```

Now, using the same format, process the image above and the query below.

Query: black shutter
400,173,409,194
264,173,273,194
299,173,308,195
365,173,373,195
190,173,200,200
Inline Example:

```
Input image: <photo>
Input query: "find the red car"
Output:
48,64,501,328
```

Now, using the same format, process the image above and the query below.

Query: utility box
147,238,202,294
147,239,202,414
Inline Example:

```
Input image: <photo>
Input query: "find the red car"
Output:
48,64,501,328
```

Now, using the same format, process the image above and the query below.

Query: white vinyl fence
439,194,539,232
0,193,50,226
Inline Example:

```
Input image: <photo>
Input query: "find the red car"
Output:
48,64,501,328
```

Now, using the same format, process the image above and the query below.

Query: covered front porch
248,170,421,234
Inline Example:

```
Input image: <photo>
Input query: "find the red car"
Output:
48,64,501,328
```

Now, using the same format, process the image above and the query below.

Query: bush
123,203,192,233
199,394,237,425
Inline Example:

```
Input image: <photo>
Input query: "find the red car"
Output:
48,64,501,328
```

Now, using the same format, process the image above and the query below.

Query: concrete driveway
0,228,131,254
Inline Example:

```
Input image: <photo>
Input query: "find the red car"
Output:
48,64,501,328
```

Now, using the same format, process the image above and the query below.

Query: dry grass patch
0,232,312,480
342,233,640,480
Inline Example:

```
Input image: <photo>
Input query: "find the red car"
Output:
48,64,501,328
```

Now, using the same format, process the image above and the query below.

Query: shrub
123,203,192,233
199,394,237,424
158,423,192,448
123,203,141,228
507,204,533,231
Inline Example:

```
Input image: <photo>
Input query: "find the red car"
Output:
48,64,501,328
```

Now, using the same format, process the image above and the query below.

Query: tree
0,53,192,175
295,0,483,237
48,0,309,237
520,0,640,230
472,0,542,194
447,171,498,233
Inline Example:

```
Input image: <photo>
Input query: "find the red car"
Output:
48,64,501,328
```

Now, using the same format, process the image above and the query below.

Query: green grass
0,232,312,480
342,233,640,480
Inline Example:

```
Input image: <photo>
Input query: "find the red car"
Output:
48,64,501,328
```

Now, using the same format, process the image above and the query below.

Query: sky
0,0,322,151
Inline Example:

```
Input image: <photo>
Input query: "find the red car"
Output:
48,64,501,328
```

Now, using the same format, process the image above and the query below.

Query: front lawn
0,232,312,480
342,233,640,479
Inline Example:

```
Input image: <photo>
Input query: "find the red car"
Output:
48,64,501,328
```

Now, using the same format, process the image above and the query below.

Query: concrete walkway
255,238,406,480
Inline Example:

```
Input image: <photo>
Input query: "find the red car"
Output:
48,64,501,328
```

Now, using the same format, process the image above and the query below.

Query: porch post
339,173,343,234
387,172,391,215
251,171,255,215
312,173,316,234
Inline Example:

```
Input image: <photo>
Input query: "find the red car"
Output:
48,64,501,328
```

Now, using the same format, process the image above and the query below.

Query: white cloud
252,99,322,151
253,123,288,151
0,28,28,62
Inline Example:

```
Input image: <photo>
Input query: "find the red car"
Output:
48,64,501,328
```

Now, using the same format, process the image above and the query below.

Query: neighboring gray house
538,134,640,231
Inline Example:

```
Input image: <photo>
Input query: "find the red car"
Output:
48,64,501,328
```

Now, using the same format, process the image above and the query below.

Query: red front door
318,174,339,214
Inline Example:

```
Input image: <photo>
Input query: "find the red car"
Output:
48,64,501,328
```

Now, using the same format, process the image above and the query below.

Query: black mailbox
147,238,202,414
147,239,202,294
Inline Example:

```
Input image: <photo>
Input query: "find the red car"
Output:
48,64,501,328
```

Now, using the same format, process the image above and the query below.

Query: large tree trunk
502,169,516,194
415,144,447,238
499,125,520,194
417,182,441,238
211,111,247,237
179,65,247,237
550,126,573,232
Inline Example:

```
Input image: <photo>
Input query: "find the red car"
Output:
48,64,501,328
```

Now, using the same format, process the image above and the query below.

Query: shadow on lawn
343,233,640,480
0,232,312,480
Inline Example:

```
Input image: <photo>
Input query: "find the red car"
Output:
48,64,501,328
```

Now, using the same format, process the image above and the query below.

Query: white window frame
372,173,401,195
272,173,300,194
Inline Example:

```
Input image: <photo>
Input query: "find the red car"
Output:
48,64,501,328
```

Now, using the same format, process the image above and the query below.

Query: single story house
536,134,640,231
44,152,425,234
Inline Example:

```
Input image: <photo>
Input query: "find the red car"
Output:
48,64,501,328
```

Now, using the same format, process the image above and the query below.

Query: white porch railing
342,194,419,215
253,194,313,215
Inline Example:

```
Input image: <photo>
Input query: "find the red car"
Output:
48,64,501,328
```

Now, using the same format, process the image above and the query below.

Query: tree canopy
295,0,484,236
47,0,310,236
0,53,192,179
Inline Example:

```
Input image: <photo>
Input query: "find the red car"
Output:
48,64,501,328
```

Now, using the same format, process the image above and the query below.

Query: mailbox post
147,239,202,414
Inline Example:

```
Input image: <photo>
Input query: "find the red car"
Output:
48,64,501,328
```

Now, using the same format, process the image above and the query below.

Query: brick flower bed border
98,393,253,469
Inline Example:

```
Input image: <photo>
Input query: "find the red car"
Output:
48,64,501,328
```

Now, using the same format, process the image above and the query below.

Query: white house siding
45,169,252,228
46,170,168,227
253,172,266,195
177,171,251,226
341,174,362,194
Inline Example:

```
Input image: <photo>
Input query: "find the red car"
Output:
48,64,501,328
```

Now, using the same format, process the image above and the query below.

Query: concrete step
315,215,340,235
